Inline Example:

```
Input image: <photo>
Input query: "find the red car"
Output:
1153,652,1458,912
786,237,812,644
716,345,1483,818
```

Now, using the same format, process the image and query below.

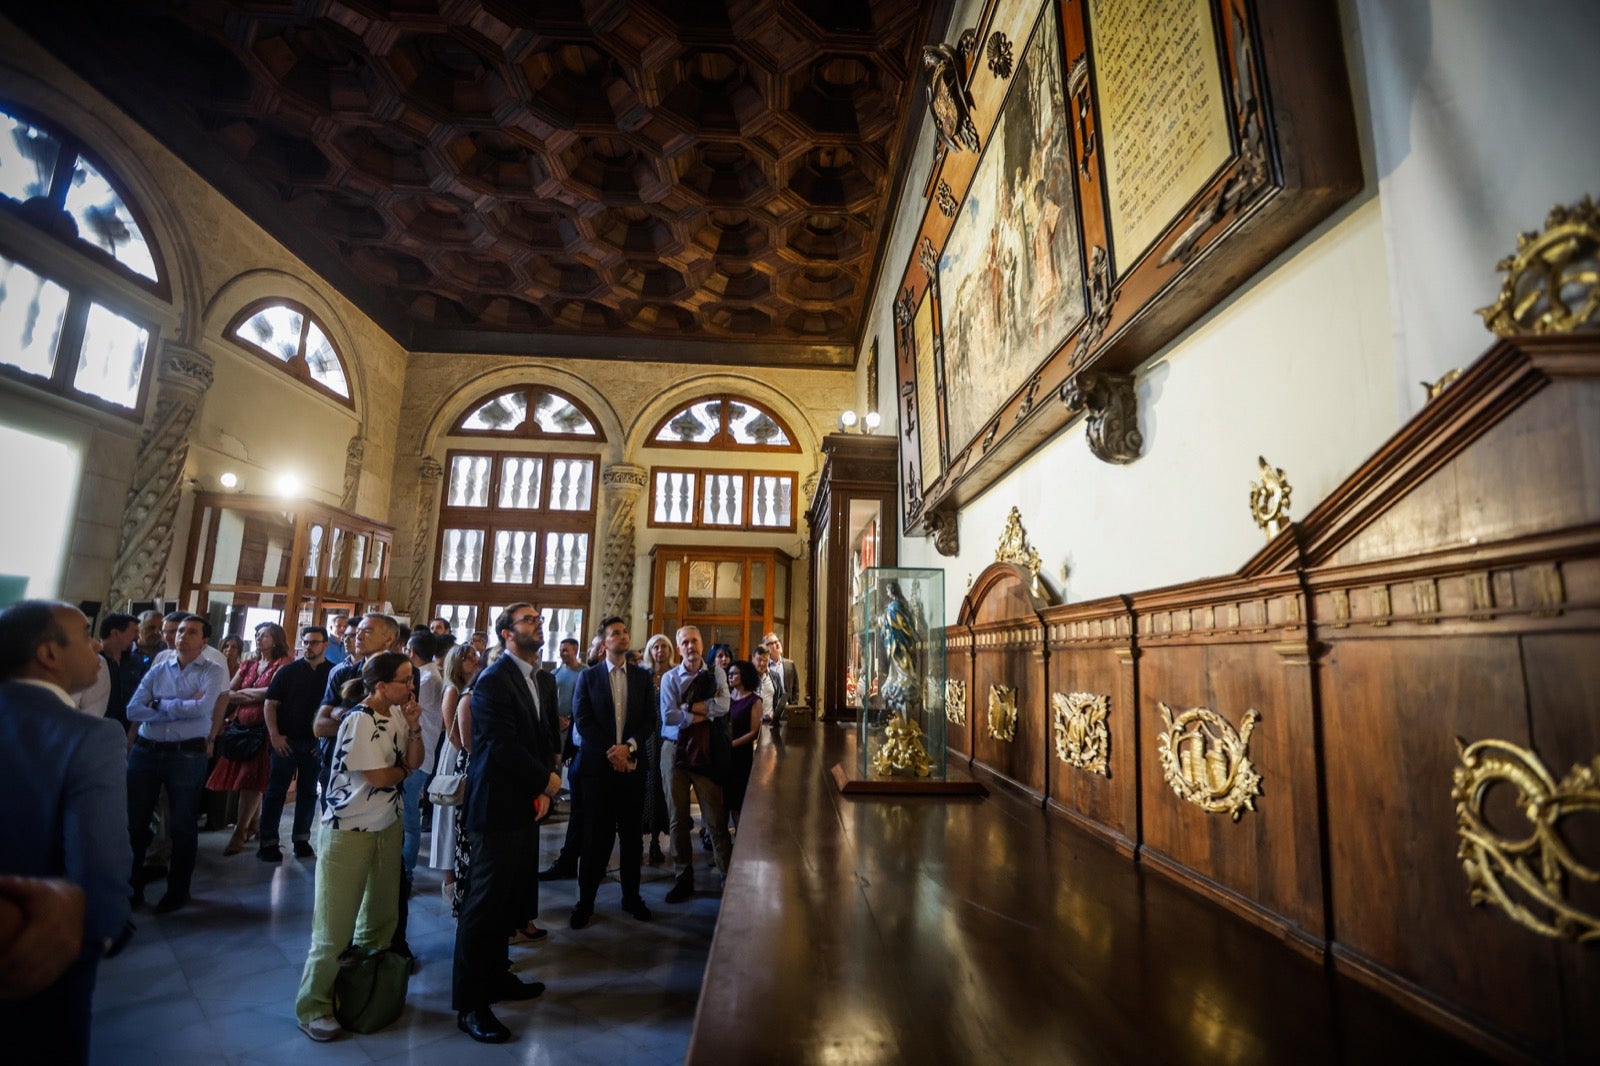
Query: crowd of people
0,596,800,1059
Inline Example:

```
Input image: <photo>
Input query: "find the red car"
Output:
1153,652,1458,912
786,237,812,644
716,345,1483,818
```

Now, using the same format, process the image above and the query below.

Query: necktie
610,664,627,743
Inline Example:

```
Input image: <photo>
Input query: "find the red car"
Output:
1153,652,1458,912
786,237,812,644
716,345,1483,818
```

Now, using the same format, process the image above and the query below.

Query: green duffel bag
332,945,410,1033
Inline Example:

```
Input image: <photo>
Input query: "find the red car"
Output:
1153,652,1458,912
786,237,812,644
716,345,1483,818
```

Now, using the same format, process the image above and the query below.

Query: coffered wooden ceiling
11,0,949,367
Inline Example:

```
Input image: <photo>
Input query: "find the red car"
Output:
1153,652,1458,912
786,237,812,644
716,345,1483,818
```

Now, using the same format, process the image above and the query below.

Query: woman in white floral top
294,651,424,1041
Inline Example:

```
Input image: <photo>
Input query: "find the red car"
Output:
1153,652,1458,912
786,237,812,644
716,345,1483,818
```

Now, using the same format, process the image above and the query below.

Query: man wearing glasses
452,603,563,1044
256,626,334,862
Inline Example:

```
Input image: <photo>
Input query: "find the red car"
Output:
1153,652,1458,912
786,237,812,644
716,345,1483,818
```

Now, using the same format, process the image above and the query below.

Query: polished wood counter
686,723,1496,1065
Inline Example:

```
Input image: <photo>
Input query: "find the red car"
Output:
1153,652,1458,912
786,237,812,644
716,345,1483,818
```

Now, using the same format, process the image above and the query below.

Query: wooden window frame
431,447,599,622
451,385,606,441
647,465,797,533
224,298,355,409
0,241,159,422
646,394,800,453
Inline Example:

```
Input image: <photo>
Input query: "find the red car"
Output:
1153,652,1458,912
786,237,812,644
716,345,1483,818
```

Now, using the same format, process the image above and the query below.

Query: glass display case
856,568,946,781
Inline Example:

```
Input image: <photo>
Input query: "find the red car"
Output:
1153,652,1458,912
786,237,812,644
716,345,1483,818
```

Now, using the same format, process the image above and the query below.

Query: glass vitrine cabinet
180,492,393,642
648,545,793,658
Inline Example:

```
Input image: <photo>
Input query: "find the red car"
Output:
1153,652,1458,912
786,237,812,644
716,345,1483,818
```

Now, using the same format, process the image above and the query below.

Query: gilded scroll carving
946,679,967,725
1061,370,1142,465
599,464,647,622
995,506,1044,597
986,32,1014,79
405,457,444,616
1052,692,1110,775
108,345,215,609
922,38,980,156
987,684,1017,742
872,714,933,778
1070,245,1114,363
1156,702,1262,821
1478,195,1600,336
936,180,958,217
1248,456,1292,538
1453,737,1600,943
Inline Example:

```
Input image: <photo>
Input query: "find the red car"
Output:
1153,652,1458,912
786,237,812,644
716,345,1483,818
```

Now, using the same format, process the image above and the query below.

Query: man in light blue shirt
657,625,731,903
125,614,230,912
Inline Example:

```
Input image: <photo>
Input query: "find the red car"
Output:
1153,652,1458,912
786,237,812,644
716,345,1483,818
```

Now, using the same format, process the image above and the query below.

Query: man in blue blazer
0,600,133,1065
451,602,563,1044
569,616,655,929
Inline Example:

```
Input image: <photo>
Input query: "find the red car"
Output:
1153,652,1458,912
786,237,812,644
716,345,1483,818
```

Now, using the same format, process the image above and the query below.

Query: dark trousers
259,737,320,844
127,742,208,896
576,769,644,907
554,772,585,870
451,825,537,1011
3,954,98,1065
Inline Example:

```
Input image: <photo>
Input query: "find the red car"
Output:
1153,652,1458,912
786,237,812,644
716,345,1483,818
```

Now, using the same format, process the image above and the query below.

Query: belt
135,736,207,753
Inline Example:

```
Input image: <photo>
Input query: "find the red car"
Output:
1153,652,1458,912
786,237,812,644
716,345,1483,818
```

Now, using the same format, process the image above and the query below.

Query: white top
73,657,111,717
323,705,411,832
416,663,444,769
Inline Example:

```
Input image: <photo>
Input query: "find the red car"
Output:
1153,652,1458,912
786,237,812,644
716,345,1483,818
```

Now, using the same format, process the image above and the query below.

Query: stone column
404,456,445,618
107,343,214,609
598,463,647,623
341,434,365,511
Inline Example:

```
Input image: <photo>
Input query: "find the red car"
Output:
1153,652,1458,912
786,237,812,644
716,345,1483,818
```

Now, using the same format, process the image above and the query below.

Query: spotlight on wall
837,409,881,435
219,471,239,490
275,473,301,497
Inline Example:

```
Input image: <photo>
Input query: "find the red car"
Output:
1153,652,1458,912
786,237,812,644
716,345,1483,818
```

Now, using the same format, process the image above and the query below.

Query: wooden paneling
945,625,975,763
941,337,1600,1061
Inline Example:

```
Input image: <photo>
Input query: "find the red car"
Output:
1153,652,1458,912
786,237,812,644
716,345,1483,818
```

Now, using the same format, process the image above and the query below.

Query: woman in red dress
210,622,291,854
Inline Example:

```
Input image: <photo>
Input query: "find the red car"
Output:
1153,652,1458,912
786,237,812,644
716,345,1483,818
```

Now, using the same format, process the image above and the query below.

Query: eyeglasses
510,614,541,627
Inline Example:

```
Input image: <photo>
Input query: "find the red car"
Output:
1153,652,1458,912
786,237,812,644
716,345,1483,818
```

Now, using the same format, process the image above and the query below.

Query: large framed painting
895,0,1360,531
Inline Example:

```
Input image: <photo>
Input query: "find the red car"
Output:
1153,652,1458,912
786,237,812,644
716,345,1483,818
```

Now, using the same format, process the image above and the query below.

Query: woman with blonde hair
295,651,422,1041
640,633,674,865
210,622,292,855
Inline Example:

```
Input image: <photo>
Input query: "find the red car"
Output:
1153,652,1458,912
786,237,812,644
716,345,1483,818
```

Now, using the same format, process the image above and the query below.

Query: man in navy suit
451,602,563,1044
0,600,133,1065
568,616,654,929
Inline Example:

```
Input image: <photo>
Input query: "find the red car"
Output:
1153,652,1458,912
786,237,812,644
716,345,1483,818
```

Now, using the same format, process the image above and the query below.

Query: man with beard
451,603,562,1043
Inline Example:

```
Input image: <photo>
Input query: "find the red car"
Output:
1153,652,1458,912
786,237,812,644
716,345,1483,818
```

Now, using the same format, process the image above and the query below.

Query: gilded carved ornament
1478,195,1600,336
1156,703,1262,821
871,714,933,778
1453,737,1600,943
994,506,1044,598
987,685,1017,743
1249,456,1292,538
1422,368,1463,401
922,37,981,156
985,33,1014,80
946,679,967,725
1052,692,1109,776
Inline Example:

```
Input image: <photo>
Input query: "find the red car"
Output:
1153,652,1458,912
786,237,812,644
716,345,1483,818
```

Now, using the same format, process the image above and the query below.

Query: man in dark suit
451,602,563,1044
568,616,654,929
0,600,133,1065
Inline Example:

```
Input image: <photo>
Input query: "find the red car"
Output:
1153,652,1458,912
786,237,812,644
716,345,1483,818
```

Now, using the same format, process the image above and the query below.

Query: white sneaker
299,1015,341,1042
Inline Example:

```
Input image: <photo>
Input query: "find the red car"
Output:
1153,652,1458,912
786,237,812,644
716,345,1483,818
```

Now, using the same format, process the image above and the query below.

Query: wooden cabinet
805,433,899,720
647,545,793,660
179,492,393,640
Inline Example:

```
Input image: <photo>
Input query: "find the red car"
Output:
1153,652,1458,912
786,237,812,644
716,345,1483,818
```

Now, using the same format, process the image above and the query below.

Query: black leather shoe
569,902,593,929
257,844,283,863
664,876,694,904
648,840,666,865
457,1008,510,1043
153,892,190,914
621,896,653,921
293,840,315,859
536,863,576,882
490,977,546,1002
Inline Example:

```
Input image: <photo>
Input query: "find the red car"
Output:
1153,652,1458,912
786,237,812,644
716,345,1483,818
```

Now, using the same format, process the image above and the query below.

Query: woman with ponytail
294,651,424,1042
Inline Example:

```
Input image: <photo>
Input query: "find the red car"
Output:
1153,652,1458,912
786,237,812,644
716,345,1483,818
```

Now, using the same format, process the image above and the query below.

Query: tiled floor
92,809,720,1065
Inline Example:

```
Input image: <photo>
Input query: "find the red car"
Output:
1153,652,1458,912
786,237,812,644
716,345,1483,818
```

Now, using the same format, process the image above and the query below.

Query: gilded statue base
871,713,933,778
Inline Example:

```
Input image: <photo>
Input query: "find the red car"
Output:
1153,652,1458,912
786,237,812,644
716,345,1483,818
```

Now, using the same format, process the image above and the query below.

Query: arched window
647,395,798,451
0,103,164,418
452,386,605,440
226,299,353,405
0,102,165,289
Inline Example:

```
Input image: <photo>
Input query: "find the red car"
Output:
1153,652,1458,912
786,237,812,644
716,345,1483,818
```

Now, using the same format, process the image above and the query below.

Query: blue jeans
260,738,321,846
400,767,431,875
127,741,209,897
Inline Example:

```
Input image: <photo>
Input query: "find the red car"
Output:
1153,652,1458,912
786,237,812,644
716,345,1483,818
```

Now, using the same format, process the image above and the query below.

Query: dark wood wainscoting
940,336,1600,1063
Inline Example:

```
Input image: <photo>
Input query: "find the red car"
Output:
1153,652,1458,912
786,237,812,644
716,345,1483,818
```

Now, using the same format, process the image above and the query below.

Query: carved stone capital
802,472,821,507
1061,371,1142,465
920,508,959,557
341,435,366,511
157,344,215,395
602,463,648,492
419,456,445,482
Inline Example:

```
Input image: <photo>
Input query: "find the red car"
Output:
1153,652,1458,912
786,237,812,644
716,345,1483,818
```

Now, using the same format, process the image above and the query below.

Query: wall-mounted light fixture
837,410,882,434
275,472,301,497
219,471,239,490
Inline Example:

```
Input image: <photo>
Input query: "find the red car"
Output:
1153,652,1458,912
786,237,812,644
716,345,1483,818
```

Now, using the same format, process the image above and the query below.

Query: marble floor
91,809,721,1065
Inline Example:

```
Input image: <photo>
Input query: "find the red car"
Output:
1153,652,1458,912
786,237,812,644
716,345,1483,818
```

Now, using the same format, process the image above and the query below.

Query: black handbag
216,721,267,761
